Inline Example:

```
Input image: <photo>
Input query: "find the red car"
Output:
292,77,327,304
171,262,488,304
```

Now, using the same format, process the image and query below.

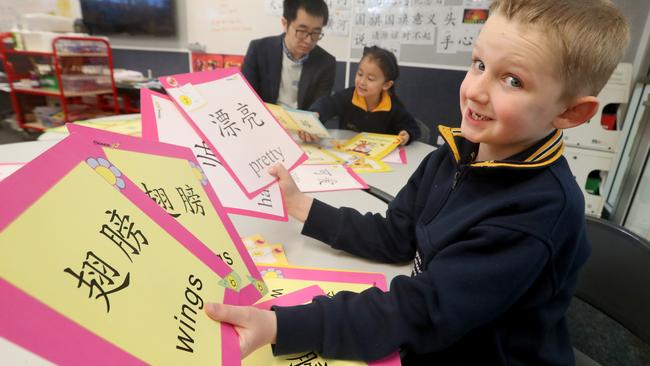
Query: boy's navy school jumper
272,126,590,365
309,87,421,143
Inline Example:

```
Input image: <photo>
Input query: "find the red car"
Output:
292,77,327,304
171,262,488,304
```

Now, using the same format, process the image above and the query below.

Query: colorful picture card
251,265,401,366
140,89,287,221
0,134,241,365
67,123,268,305
382,146,407,164
256,265,389,300
290,164,368,193
266,103,299,131
300,144,344,165
159,68,306,198
338,132,401,160
284,107,331,138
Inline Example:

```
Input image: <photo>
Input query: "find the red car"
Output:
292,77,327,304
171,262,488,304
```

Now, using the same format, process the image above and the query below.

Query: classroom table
0,135,431,282
0,130,436,279
326,129,437,197
0,129,433,364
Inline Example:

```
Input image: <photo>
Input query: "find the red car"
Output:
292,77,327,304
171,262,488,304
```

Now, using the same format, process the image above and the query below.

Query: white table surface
0,127,435,363
0,130,434,279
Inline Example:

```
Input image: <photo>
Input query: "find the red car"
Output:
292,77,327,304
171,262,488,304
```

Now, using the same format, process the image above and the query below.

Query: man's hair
489,0,629,101
283,0,329,26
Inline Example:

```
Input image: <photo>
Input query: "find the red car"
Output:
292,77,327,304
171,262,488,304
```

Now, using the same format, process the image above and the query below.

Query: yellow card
248,244,289,266
266,103,299,131
347,155,392,173
338,132,401,160
300,144,344,165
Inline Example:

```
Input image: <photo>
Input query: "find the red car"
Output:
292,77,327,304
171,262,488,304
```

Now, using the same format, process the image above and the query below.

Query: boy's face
459,13,568,161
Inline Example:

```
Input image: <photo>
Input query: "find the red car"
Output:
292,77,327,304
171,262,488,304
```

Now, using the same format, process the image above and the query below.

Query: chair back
415,118,431,144
578,216,650,343
568,216,650,365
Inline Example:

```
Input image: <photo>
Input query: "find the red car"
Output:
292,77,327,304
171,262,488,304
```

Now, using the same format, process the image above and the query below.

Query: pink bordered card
159,68,306,198
0,162,25,182
140,88,287,221
0,134,240,365
67,123,268,305
251,265,401,366
382,146,407,164
290,164,368,193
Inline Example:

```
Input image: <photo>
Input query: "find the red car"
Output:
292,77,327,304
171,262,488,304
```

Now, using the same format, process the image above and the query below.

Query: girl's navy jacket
309,87,421,143
273,126,590,365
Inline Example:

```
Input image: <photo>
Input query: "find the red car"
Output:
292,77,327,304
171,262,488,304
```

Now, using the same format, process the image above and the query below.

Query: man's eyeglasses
294,28,324,42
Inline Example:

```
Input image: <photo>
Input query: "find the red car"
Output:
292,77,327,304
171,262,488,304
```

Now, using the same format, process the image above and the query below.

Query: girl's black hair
361,46,400,95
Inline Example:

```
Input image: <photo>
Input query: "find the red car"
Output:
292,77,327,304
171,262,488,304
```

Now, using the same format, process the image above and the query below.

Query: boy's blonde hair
489,0,630,101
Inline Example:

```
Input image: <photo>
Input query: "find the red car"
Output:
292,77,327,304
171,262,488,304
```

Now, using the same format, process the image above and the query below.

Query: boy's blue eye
472,60,485,71
505,76,522,88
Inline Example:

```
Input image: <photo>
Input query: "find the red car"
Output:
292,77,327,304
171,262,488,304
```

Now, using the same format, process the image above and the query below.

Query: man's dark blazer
242,34,336,110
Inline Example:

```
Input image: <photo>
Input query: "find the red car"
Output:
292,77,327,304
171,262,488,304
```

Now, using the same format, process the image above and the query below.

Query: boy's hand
398,130,410,145
205,303,277,358
298,130,320,144
268,163,313,222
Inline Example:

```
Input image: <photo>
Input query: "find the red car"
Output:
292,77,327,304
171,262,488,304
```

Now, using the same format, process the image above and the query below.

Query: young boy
206,0,630,364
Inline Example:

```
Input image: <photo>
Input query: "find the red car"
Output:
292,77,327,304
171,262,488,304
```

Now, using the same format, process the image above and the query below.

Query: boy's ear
281,17,288,31
552,96,599,129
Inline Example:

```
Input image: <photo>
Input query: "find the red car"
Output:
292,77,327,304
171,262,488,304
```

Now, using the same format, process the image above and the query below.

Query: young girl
300,46,421,145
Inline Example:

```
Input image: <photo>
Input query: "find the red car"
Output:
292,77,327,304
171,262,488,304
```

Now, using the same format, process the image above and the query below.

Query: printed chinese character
427,12,437,26
100,209,149,262
176,184,205,216
236,102,264,129
317,177,338,186
141,182,180,218
210,109,240,138
286,351,327,366
444,9,458,26
64,251,130,313
194,141,222,167
440,33,454,50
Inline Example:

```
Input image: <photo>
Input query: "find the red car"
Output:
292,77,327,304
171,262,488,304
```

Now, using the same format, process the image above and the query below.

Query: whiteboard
186,0,350,60
185,0,645,70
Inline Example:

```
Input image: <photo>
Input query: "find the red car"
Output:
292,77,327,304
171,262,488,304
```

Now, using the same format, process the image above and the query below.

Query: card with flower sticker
160,68,307,199
290,164,368,193
0,134,240,365
141,89,287,221
249,265,401,366
337,132,401,160
67,123,268,305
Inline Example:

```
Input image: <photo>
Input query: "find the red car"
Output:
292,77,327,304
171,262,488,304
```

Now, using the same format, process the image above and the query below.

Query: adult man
242,0,336,109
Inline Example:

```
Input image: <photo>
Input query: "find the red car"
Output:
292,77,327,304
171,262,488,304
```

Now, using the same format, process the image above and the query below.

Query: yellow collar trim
437,125,564,168
352,89,392,112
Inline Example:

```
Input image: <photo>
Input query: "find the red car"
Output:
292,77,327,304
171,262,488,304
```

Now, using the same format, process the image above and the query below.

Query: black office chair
567,216,650,366
414,118,431,144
